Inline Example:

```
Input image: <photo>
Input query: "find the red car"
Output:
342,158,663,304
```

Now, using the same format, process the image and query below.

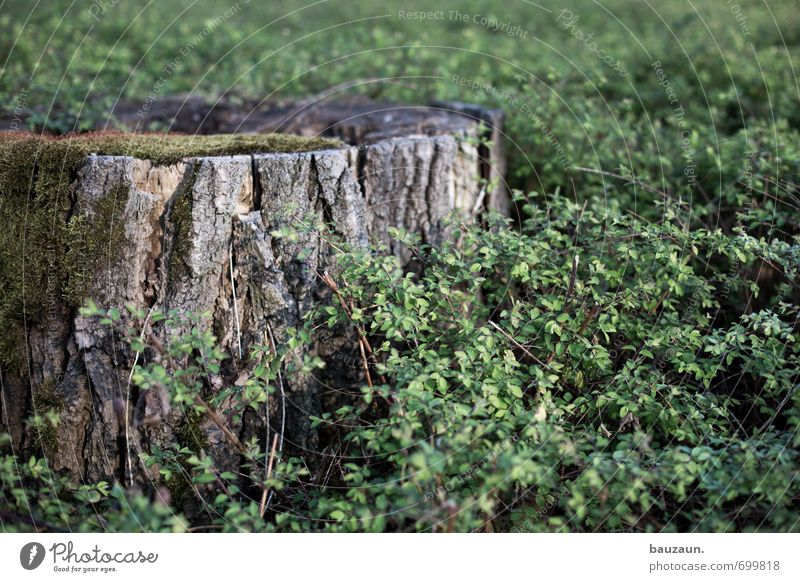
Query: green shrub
2,0,799,533
3,194,797,531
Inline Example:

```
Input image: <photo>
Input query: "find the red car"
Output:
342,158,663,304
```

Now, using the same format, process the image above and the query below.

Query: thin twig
265,323,286,455
193,395,247,454
123,306,155,487
487,320,549,368
565,254,579,307
262,330,271,493
229,243,243,360
338,276,389,386
650,289,671,315
573,166,667,197
319,272,377,387
259,433,279,518
470,184,487,217
577,303,602,336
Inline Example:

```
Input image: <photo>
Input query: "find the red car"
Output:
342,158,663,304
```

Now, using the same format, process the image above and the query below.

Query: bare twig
577,303,602,336
573,166,667,198
650,289,671,315
123,306,155,487
487,320,549,368
193,395,247,454
470,184,487,217
319,272,384,387
339,277,388,385
565,254,579,307
259,433,280,518
265,323,286,455
229,243,243,360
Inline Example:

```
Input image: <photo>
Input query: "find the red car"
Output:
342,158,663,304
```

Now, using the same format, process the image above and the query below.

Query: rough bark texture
0,105,507,493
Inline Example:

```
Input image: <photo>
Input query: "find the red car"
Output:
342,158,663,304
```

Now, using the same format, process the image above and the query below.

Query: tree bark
0,105,507,488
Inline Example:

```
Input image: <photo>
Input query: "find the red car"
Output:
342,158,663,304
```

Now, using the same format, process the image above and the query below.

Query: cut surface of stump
108,95,509,213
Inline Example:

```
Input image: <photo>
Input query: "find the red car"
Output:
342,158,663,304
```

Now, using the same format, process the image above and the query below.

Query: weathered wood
0,104,507,490
107,95,509,213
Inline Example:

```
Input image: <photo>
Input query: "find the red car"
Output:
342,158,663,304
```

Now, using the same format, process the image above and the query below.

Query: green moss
30,378,65,455
31,377,64,409
177,407,208,453
167,166,197,284
63,180,130,306
0,132,341,173
0,132,343,373
0,136,84,369
32,420,58,456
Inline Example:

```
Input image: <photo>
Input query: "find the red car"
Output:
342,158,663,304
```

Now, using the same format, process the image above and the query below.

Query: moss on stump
0,132,343,370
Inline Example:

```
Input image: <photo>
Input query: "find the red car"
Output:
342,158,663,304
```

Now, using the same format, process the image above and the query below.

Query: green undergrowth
4,202,798,532
0,132,342,371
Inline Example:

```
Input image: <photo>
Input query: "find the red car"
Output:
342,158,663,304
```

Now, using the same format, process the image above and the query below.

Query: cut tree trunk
0,101,508,491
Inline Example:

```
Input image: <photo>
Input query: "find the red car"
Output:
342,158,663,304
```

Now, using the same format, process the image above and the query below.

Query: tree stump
0,101,508,487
